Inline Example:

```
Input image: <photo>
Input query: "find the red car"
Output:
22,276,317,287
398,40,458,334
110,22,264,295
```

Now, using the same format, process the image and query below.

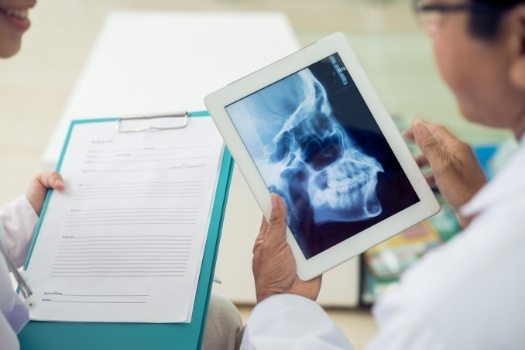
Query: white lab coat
241,136,525,350
0,197,38,350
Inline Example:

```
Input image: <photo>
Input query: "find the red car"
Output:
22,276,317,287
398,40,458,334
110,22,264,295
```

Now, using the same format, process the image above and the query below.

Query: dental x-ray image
226,53,420,259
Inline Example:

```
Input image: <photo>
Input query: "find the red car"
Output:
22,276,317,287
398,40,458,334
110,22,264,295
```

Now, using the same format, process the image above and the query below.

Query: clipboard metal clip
116,112,189,133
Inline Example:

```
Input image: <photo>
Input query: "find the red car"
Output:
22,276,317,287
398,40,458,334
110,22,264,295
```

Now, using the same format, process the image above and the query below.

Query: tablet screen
225,53,420,259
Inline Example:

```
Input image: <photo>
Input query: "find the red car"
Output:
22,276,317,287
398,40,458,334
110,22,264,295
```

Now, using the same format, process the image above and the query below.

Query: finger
253,216,269,255
404,118,429,141
412,120,449,166
295,275,323,301
51,173,65,190
260,215,269,233
431,124,475,159
420,122,468,154
429,123,461,146
425,174,436,188
265,194,288,248
313,275,322,289
415,154,429,168
37,172,64,190
403,127,415,141
305,275,322,284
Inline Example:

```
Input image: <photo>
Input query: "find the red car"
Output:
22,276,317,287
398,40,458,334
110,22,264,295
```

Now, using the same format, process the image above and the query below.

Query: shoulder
373,188,525,348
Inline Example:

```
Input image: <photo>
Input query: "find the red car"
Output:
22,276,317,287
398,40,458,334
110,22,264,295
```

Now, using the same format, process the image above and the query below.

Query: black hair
469,0,524,39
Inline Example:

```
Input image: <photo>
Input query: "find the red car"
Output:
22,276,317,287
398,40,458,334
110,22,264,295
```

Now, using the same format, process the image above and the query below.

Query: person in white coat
0,1,243,349
0,174,65,349
241,0,525,349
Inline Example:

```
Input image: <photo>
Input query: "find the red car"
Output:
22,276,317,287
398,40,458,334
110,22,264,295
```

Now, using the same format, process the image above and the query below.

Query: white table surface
42,11,359,306
43,11,299,163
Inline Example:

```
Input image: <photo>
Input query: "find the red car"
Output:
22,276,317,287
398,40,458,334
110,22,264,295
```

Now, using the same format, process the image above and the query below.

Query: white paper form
26,117,223,323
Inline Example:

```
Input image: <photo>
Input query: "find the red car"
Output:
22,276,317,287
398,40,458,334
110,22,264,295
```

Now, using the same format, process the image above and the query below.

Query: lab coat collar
461,138,525,217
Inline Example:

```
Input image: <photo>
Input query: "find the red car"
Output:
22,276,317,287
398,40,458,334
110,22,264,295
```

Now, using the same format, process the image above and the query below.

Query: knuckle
436,146,450,162
420,133,438,150
456,140,470,153
427,146,452,172
252,240,263,255
34,173,45,184
269,213,285,228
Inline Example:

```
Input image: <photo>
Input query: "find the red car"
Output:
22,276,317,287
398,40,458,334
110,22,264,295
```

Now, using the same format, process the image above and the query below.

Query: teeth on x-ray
261,69,384,224
227,54,421,258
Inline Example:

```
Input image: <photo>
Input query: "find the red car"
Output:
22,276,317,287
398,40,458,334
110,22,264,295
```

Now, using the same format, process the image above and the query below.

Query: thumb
266,194,288,248
37,172,65,191
253,216,269,255
412,121,447,166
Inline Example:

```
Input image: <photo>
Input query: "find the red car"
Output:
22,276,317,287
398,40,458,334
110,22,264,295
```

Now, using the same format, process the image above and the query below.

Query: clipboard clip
116,112,189,133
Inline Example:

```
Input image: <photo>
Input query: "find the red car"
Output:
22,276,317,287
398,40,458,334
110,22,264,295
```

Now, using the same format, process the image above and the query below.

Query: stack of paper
26,117,223,323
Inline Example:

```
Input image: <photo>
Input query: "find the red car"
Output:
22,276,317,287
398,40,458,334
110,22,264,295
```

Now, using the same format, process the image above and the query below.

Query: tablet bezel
205,32,440,280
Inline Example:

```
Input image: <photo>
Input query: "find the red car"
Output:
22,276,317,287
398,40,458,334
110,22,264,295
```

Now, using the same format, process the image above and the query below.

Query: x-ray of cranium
227,54,419,258
264,69,385,225
228,67,384,222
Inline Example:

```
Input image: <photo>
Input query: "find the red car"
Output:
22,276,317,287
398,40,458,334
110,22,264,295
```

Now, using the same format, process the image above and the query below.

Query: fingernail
271,194,278,208
413,121,430,139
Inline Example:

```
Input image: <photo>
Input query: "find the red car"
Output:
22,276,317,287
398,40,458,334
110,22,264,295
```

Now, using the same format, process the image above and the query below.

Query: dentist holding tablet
242,0,525,349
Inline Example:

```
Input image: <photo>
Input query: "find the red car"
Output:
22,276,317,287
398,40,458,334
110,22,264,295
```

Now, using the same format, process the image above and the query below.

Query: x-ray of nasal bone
230,68,384,225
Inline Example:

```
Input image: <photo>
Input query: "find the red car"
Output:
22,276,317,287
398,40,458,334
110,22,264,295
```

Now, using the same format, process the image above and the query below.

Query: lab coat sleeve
365,286,444,350
241,294,354,350
0,196,38,267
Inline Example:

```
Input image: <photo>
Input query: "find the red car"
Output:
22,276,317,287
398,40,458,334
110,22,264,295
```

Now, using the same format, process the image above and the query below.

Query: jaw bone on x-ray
264,69,384,224
228,67,384,228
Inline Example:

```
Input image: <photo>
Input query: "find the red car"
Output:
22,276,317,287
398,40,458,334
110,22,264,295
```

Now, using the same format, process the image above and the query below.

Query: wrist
256,287,280,304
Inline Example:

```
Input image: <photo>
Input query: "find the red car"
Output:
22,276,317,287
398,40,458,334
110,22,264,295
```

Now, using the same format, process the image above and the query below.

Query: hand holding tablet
205,33,439,280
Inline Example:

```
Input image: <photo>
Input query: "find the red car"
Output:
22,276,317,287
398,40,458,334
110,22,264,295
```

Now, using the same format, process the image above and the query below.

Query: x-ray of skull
227,54,420,259
265,69,384,224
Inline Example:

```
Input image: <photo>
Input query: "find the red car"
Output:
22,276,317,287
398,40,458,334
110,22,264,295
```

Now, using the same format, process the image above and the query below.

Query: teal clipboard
18,110,234,350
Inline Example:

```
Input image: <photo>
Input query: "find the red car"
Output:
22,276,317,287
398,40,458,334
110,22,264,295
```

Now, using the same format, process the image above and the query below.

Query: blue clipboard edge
19,110,235,350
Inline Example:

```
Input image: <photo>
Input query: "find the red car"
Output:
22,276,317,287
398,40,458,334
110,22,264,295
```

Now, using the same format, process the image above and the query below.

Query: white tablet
205,32,440,280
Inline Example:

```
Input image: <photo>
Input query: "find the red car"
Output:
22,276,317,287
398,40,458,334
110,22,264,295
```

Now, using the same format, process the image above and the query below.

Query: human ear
508,5,525,90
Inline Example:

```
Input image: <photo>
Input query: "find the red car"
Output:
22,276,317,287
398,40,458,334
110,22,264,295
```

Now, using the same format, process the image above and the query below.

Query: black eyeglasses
414,1,488,14
412,1,499,33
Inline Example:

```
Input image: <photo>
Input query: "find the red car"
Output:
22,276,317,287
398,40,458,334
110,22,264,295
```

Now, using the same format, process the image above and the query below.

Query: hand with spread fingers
405,120,487,227
26,171,65,216
252,194,322,303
